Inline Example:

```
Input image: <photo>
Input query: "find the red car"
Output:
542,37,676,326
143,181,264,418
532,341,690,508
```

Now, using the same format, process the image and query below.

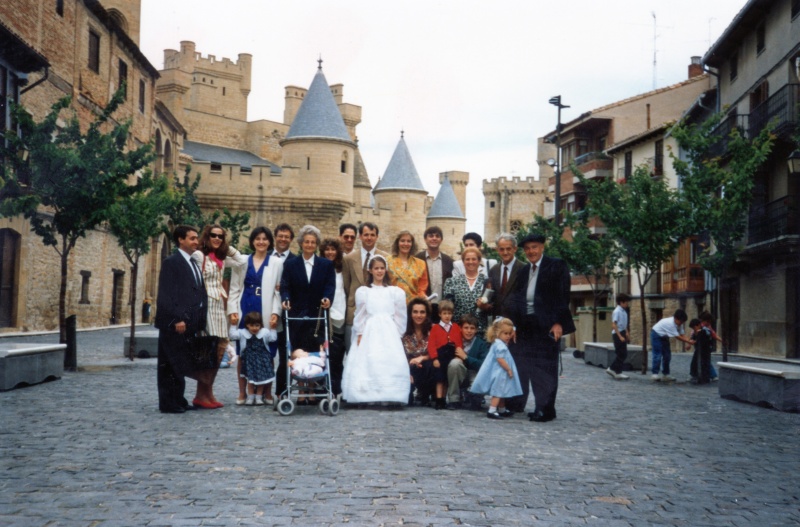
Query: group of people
156,221,574,422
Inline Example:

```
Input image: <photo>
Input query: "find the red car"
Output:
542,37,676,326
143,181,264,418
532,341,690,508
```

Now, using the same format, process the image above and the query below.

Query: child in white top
229,312,277,405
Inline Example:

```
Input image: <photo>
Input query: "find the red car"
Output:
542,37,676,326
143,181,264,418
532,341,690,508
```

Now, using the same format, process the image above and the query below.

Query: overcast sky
139,0,745,236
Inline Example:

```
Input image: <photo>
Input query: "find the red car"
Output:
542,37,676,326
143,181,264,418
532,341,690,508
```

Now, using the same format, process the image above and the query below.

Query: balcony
707,113,749,159
749,84,800,139
662,238,706,294
747,195,799,246
567,151,613,182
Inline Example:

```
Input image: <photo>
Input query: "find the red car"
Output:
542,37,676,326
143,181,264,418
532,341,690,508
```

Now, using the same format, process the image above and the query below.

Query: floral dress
388,256,429,303
443,274,488,336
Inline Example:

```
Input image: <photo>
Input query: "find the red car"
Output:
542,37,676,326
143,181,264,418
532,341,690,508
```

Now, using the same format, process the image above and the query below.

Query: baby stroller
277,310,339,416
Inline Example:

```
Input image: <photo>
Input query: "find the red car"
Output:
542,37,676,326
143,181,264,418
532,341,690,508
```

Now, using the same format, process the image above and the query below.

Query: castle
156,41,468,254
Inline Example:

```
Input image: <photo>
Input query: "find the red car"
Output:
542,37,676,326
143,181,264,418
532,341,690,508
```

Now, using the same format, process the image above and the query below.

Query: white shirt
652,317,684,338
303,255,314,282
612,305,628,335
179,248,201,285
526,256,542,315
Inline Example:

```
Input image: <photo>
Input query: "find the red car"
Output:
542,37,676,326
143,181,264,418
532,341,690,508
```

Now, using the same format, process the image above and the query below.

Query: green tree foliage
0,91,153,346
578,166,691,372
107,171,178,360
670,116,774,278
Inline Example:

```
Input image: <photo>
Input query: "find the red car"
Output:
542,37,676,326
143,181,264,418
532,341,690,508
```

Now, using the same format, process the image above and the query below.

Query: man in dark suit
280,225,336,354
155,225,208,414
416,225,454,323
483,232,525,318
502,233,575,422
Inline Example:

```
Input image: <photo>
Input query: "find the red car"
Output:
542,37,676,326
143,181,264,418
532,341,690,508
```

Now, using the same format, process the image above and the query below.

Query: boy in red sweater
428,300,464,410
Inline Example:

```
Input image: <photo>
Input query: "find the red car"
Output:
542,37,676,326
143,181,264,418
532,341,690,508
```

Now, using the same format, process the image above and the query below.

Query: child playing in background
650,309,693,382
229,312,277,406
469,317,522,420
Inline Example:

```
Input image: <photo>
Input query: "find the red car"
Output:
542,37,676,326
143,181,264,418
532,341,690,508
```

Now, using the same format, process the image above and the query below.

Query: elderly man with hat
500,232,575,422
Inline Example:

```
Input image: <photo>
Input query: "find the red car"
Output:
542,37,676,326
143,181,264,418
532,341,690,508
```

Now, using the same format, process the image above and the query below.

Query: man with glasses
339,223,357,255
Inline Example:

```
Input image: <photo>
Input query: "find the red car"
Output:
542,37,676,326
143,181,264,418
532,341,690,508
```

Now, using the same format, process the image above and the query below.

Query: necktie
191,259,202,286
362,251,371,282
501,265,508,291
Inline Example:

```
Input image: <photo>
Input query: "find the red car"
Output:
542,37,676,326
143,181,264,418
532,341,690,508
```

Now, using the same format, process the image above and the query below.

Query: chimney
688,56,703,79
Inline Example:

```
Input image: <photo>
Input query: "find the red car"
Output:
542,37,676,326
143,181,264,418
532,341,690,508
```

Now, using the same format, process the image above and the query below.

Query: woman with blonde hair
387,230,429,304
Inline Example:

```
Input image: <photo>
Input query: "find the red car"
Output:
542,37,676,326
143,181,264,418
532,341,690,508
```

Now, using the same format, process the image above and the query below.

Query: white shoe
606,368,616,378
616,373,630,380
651,373,662,381
245,395,256,406
254,397,265,406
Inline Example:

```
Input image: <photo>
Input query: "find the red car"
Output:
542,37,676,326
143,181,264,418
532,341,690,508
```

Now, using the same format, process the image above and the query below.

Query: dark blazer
501,255,575,336
415,250,454,298
280,254,336,318
155,251,208,333
487,258,525,318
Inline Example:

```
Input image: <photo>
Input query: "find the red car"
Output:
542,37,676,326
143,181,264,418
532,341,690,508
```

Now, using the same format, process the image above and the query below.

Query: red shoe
211,400,224,408
192,398,217,410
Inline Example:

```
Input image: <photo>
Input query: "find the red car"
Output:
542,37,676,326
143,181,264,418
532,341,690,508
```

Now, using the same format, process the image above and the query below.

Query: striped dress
192,249,247,338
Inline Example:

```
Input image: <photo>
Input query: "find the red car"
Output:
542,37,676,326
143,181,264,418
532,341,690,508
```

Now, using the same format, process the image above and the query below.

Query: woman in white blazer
227,226,284,405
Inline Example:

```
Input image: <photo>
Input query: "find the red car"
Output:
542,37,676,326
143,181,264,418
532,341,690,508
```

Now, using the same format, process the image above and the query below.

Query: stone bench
718,361,800,413
123,330,159,358
0,343,66,391
583,342,643,370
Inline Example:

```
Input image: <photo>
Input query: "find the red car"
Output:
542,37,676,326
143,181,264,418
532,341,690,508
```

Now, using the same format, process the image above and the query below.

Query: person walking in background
650,309,693,382
606,293,631,381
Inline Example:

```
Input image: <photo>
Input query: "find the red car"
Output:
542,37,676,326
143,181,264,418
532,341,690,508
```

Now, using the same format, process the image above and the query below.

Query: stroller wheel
318,399,330,415
277,399,294,416
329,398,340,416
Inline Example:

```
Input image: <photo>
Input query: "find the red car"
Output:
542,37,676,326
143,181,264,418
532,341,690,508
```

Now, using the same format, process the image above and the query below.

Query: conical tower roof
427,175,465,219
353,147,371,188
286,63,352,142
374,135,426,192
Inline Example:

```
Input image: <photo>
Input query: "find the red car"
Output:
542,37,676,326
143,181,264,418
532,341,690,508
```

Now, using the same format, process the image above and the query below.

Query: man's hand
454,347,467,360
549,323,563,342
228,313,239,326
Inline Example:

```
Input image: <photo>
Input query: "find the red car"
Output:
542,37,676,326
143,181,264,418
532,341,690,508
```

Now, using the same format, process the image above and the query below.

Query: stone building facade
0,0,182,332
482,176,550,245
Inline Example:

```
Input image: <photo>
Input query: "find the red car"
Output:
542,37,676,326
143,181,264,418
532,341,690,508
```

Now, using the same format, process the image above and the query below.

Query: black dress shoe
528,410,551,422
160,407,186,414
183,405,198,411
499,409,514,418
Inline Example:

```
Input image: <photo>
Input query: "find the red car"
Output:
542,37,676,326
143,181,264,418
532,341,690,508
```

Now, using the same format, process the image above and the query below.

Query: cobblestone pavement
1,328,799,526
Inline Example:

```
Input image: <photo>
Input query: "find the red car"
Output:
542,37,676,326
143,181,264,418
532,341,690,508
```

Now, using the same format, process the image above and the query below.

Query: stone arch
106,9,128,34
0,228,20,327
154,129,163,173
164,139,173,171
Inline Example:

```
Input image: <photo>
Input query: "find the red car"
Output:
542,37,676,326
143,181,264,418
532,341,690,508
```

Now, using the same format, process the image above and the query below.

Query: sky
139,0,745,236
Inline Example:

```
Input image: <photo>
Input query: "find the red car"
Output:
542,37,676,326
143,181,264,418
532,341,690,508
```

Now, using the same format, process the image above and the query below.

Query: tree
518,213,623,343
670,116,774,278
108,171,178,360
0,91,153,347
578,166,691,373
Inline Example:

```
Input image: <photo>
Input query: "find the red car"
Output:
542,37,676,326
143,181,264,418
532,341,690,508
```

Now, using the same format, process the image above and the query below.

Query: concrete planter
0,343,66,390
583,341,643,370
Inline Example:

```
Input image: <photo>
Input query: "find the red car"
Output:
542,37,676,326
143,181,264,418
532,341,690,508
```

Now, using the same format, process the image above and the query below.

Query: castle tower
427,175,466,256
439,171,469,220
483,176,551,244
284,85,308,126
279,61,356,233
101,0,142,45
352,147,372,210
372,133,429,246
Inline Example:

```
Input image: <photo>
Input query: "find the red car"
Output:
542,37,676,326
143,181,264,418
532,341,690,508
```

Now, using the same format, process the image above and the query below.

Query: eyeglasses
342,235,356,240
209,233,225,240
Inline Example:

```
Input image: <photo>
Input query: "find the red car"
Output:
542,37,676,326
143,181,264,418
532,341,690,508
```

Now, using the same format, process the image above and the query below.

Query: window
0,66,7,135
88,30,100,73
56,0,64,16
654,140,664,176
793,0,800,19
750,81,768,111
210,162,221,172
756,23,766,55
306,157,310,170
624,151,632,180
79,271,91,304
138,79,145,113
341,151,348,173
118,59,128,99
729,52,738,82
489,201,495,208
222,87,226,96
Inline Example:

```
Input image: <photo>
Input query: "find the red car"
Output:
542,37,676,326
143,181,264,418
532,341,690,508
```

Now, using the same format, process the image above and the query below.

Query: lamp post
549,95,569,226
787,150,800,175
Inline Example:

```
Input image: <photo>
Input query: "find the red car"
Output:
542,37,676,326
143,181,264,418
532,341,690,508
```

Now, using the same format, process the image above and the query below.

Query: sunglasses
342,235,356,240
209,233,225,240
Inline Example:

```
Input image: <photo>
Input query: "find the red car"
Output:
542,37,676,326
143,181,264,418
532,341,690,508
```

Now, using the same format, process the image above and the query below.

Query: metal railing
749,83,799,139
707,113,749,158
747,195,799,246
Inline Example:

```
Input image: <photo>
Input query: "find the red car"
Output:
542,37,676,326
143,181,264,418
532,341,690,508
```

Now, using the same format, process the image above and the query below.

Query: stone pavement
1,328,799,526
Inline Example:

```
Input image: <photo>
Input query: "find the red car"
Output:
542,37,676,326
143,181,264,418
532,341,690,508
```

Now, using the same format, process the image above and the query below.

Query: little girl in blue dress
229,312,278,406
469,317,522,419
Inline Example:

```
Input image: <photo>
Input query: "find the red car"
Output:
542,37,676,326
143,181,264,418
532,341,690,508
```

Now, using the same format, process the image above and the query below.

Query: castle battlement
483,176,548,193
164,42,252,81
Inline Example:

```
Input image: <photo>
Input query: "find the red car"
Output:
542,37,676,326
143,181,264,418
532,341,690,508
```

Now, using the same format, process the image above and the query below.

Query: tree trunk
127,258,139,361
591,287,599,343
59,237,69,344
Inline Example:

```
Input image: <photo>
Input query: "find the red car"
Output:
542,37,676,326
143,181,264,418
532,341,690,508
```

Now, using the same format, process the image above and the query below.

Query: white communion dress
342,285,410,404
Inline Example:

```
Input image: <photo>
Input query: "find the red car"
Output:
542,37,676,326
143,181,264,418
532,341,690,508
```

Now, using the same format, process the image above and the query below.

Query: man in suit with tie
502,232,575,422
482,233,525,319
155,225,208,414
416,225,454,323
342,222,388,349
280,225,336,354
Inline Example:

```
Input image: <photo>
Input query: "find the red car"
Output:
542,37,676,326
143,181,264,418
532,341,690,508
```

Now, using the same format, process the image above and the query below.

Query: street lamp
787,149,800,176
549,95,569,225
